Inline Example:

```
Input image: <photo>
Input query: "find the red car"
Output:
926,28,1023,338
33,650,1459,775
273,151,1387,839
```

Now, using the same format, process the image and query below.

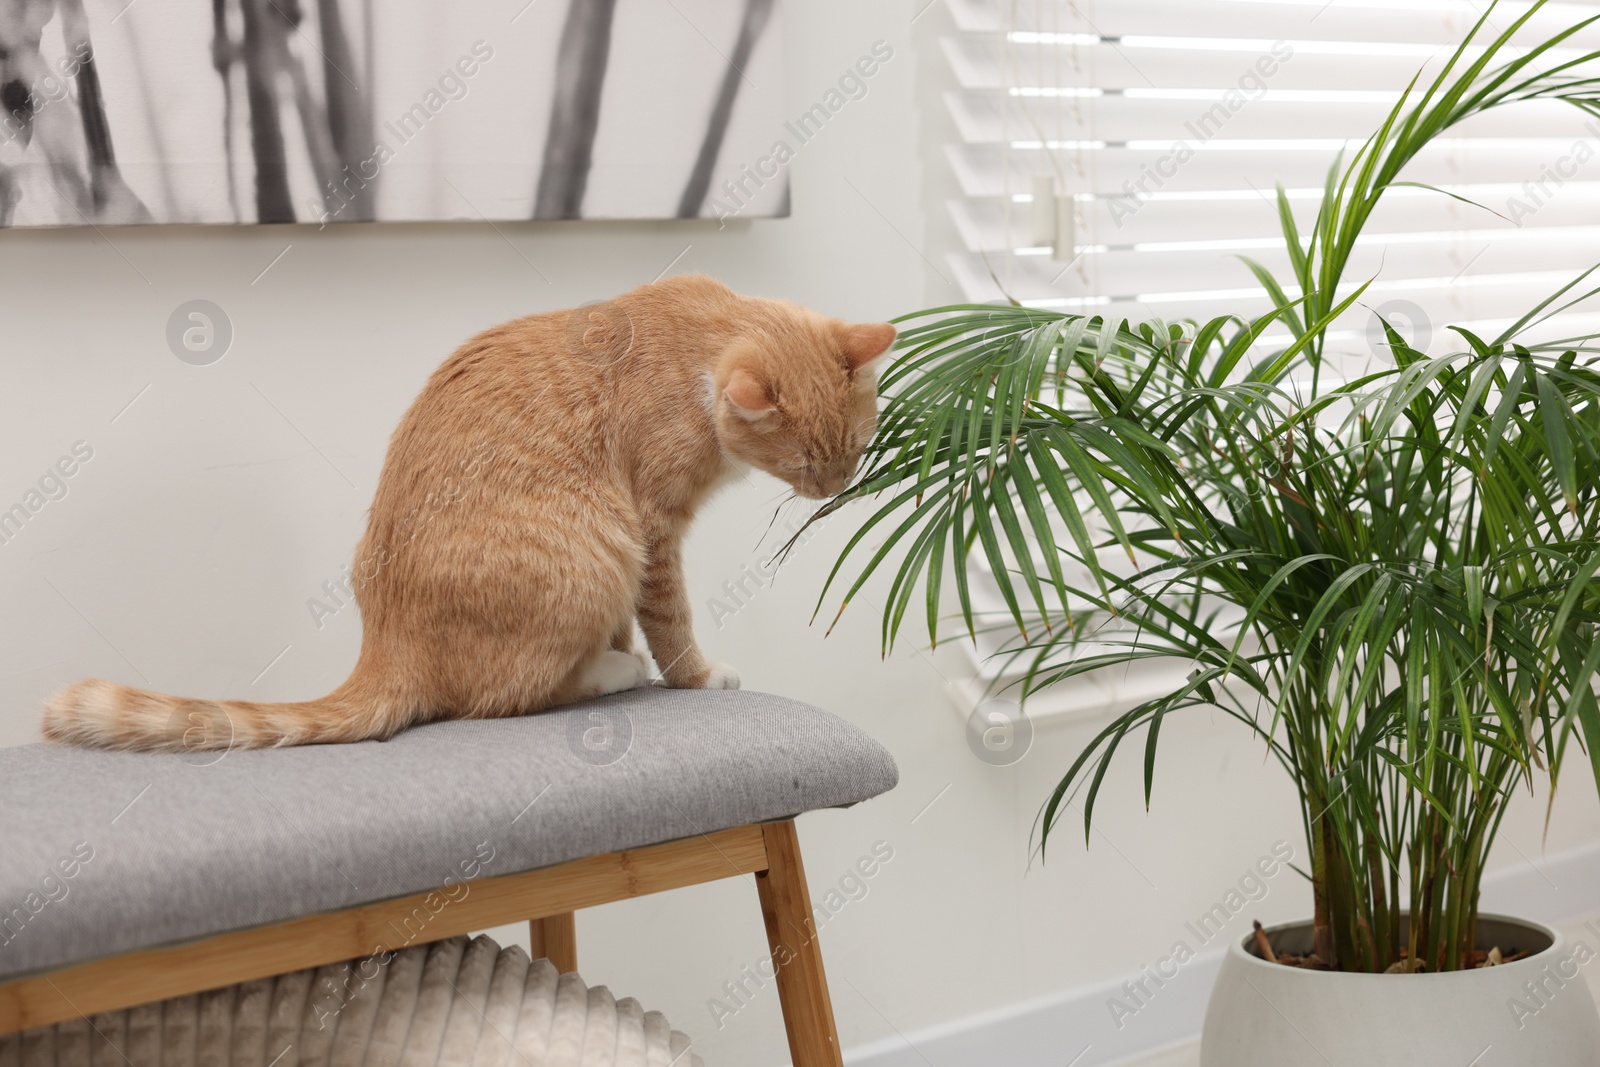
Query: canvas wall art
0,0,787,227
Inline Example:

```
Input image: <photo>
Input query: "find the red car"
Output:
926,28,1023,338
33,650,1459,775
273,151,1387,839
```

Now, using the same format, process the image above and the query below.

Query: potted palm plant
814,4,1600,1061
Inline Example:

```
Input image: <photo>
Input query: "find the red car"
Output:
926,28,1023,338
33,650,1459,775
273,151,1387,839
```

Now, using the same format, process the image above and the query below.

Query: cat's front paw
704,662,741,690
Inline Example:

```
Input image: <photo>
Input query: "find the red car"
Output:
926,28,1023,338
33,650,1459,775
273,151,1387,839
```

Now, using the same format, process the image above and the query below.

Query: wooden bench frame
0,820,842,1066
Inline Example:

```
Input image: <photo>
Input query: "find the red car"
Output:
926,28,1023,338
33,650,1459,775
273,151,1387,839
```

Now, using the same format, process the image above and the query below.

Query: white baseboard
843,839,1600,1067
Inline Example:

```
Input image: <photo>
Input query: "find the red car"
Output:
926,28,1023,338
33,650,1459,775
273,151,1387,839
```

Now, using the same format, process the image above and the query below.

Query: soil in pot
1248,918,1536,972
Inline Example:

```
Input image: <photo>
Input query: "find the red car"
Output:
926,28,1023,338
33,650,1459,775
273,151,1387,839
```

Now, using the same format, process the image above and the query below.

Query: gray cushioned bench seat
0,688,897,982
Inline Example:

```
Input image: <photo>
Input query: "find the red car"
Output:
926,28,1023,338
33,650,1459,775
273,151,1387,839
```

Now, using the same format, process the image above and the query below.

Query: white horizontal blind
929,0,1600,718
938,0,1600,351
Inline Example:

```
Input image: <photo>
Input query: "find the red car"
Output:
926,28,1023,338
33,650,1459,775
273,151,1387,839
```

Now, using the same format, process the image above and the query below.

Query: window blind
937,0,1600,342
924,0,1600,719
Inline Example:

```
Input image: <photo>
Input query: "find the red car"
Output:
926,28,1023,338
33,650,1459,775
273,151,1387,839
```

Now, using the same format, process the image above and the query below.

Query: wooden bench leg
529,912,578,974
756,820,843,1067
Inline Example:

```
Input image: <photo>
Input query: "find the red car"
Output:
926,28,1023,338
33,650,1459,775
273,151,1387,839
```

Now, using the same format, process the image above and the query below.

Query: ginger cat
43,276,894,751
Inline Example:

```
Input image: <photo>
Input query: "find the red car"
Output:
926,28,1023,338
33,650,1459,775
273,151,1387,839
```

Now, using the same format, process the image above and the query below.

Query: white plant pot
1201,913,1600,1066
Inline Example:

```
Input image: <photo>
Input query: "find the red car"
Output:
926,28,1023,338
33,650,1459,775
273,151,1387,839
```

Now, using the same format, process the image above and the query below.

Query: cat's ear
839,322,897,371
724,369,774,421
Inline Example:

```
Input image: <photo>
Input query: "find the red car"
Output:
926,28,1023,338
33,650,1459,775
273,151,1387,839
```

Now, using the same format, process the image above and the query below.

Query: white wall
4,3,1599,1066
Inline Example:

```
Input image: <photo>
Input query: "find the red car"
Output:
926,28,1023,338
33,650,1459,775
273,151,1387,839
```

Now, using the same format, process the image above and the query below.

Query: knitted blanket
1,934,702,1066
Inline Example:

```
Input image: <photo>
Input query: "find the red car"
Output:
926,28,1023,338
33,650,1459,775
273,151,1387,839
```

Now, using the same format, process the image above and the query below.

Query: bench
0,688,898,1066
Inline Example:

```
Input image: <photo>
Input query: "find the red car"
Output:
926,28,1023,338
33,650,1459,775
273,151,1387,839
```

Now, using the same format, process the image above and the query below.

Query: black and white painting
0,0,787,226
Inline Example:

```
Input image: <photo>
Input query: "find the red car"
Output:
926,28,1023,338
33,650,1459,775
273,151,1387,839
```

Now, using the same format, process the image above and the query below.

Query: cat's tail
41,664,407,752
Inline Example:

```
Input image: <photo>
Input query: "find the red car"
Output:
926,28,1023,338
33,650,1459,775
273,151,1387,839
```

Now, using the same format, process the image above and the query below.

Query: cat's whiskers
757,491,801,549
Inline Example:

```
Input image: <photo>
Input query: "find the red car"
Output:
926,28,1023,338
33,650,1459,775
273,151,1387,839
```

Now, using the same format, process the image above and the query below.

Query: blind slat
946,92,1594,145
947,142,1600,199
950,194,1600,249
947,0,1600,44
943,37,1598,92
951,241,1600,302
952,250,1593,309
